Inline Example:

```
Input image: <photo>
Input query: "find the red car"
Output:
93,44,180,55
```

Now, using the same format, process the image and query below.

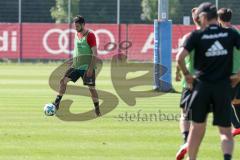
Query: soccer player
175,7,202,160
177,2,240,160
218,8,240,137
53,15,101,116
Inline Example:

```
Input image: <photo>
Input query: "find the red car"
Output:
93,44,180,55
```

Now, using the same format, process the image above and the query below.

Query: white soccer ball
44,103,56,116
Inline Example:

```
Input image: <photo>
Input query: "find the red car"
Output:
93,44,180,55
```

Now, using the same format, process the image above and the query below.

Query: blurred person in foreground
177,2,240,160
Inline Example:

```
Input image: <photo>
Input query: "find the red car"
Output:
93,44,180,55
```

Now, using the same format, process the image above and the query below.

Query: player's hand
175,71,182,81
184,74,195,90
230,74,240,88
86,68,93,77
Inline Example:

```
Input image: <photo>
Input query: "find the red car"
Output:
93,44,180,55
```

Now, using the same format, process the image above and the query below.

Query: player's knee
221,135,234,144
221,132,233,140
219,128,233,141
192,123,206,135
88,86,95,90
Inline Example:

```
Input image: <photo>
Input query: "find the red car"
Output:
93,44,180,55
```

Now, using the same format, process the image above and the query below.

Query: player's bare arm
175,32,191,82
86,46,97,77
175,65,182,82
176,47,194,88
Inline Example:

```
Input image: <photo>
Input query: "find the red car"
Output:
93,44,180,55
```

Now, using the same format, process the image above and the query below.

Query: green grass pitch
0,62,239,160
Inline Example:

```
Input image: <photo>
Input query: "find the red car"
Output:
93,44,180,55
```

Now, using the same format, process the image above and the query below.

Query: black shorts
232,83,240,100
180,87,212,120
188,80,232,127
180,88,192,120
180,88,192,109
64,68,95,86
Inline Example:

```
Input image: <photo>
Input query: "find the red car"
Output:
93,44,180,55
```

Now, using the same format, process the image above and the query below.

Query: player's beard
78,26,83,32
78,28,83,32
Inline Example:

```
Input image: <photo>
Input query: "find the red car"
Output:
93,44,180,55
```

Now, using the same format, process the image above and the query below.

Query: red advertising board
0,23,238,60
0,24,20,59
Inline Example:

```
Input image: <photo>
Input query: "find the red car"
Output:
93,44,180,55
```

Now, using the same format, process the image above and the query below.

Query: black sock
224,154,232,160
182,131,189,143
94,102,99,108
54,95,62,105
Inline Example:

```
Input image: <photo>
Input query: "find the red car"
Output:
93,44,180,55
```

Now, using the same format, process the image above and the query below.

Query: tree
50,0,80,23
141,0,157,22
141,0,181,23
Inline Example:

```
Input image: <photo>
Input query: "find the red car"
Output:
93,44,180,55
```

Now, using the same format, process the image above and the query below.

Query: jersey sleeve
87,32,97,48
183,31,198,53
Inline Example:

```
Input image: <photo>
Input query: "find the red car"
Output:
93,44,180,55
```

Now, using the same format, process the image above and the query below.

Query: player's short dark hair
73,15,85,24
192,7,201,26
197,2,217,21
192,7,198,19
217,8,232,22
